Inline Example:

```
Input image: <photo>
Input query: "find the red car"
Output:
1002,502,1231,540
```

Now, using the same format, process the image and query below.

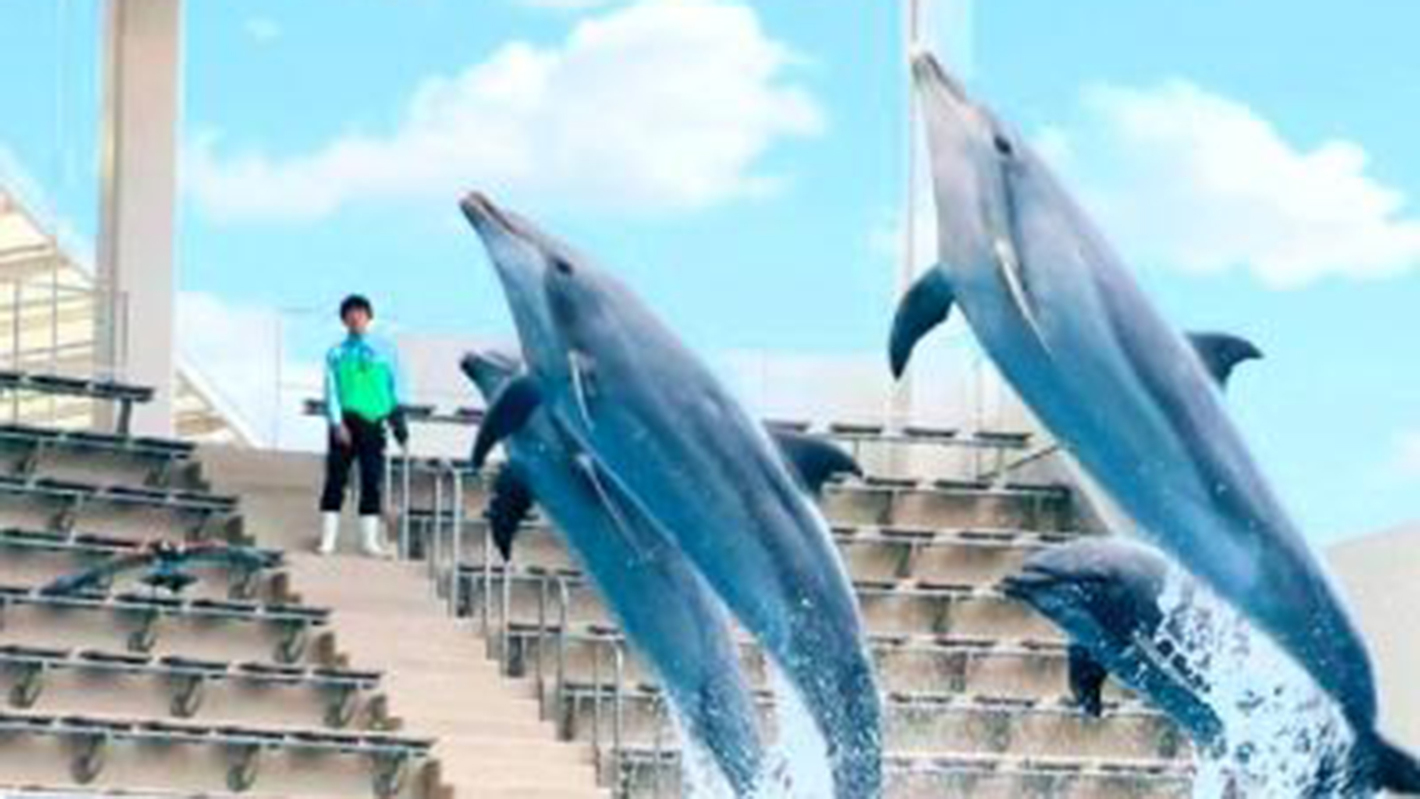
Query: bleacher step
284,552,603,799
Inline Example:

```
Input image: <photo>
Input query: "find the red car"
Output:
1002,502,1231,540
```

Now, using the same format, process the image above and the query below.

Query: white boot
359,515,388,558
318,512,340,555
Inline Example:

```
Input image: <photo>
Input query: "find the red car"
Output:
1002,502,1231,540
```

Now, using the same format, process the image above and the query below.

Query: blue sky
1,0,1418,544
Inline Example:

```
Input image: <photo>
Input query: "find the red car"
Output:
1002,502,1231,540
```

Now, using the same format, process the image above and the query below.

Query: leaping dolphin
1001,538,1228,753
461,349,764,793
460,193,884,798
892,52,1419,791
1003,537,1420,795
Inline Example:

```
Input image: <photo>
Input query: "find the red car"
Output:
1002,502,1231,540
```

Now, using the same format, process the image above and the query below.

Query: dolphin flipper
1067,643,1108,717
890,266,956,378
471,375,544,469
486,464,537,561
1356,731,1420,794
1186,331,1263,389
769,429,863,495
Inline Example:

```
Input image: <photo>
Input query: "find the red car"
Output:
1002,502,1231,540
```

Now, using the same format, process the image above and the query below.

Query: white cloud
1395,429,1420,480
186,0,823,222
1039,81,1420,288
243,16,282,43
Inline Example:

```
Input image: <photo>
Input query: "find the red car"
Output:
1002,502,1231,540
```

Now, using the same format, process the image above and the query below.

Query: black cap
339,294,373,320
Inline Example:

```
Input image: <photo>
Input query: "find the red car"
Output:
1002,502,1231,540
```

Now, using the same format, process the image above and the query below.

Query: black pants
320,413,386,516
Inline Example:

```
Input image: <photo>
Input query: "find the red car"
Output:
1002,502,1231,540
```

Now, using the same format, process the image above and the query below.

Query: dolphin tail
674,672,765,796
779,636,884,798
889,266,955,378
1355,730,1420,794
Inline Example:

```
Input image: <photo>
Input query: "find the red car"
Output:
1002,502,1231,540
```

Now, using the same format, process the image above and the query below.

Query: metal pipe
448,462,464,618
555,577,570,730
499,550,513,665
430,464,444,590
400,454,412,558
611,643,625,795
536,573,549,718
591,639,603,779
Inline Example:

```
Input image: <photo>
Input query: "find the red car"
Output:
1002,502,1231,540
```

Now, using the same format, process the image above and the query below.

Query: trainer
317,294,409,556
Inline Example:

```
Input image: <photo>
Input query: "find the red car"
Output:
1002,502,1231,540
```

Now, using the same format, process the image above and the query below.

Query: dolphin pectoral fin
471,375,544,469
768,429,863,495
486,464,536,561
1186,331,1264,390
1356,730,1420,793
889,266,956,378
1067,644,1108,718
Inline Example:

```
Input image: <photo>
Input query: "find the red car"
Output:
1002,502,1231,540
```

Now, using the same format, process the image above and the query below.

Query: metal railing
381,423,1061,797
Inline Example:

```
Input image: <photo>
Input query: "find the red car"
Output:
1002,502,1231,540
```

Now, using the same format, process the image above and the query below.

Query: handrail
447,462,464,618
611,642,625,793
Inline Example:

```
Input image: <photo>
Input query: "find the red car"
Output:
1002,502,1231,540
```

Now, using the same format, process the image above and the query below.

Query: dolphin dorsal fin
1186,331,1263,390
471,374,544,469
889,266,956,378
769,429,863,495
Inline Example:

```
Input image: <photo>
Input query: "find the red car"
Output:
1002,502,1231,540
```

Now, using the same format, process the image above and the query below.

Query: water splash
1154,570,1361,798
675,662,836,799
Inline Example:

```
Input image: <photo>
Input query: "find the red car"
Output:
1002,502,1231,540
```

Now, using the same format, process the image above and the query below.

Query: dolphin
1001,538,1227,753
892,52,1420,792
459,193,884,798
460,349,764,793
1003,538,1420,795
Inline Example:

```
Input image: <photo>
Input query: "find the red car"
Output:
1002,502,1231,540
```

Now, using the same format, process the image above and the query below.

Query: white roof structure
0,184,254,444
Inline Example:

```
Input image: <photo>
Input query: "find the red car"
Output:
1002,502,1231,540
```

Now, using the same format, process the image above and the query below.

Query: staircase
0,373,607,798
374,420,1194,798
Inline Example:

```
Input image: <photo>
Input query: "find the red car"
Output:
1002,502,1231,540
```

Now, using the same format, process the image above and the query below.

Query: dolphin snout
460,191,517,235
910,51,969,104
999,564,1058,601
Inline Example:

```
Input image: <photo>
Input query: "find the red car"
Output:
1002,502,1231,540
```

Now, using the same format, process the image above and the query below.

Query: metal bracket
71,733,109,784
127,610,160,653
226,743,261,792
170,674,206,718
228,568,260,601
324,684,359,729
275,621,309,664
366,693,394,731
52,496,81,535
372,751,410,799
9,662,45,708
16,443,42,480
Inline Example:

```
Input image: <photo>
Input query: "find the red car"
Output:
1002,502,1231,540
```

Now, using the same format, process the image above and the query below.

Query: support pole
96,0,182,436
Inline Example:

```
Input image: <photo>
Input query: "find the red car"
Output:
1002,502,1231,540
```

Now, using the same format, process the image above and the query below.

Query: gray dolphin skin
460,193,884,798
1001,539,1227,753
893,51,1420,793
1004,538,1420,794
460,349,764,793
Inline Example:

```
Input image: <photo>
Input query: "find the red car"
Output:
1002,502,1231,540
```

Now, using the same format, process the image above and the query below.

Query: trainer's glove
388,407,410,448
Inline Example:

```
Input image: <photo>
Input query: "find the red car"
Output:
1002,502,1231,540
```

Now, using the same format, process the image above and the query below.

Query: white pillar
96,0,182,436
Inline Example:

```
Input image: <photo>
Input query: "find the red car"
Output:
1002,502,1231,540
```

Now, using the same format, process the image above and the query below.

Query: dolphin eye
993,135,1014,156
552,258,574,276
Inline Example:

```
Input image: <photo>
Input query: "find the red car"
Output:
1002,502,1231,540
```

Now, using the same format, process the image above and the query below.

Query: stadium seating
0,375,608,798
367,410,1193,797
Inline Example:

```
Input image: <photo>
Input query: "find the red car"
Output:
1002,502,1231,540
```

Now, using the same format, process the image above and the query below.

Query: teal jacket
324,333,405,426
